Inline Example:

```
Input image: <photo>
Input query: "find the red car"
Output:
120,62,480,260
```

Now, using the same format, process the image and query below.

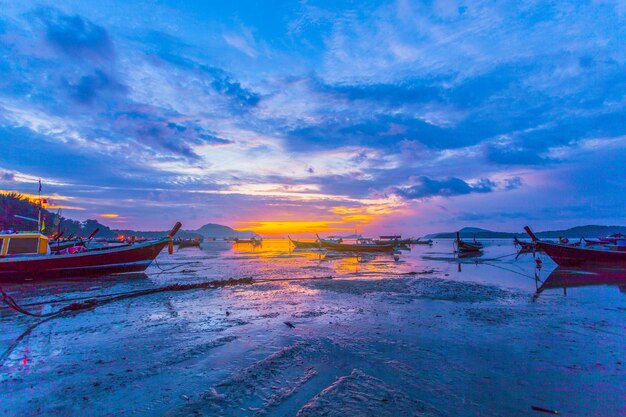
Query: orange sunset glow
234,201,405,235
0,190,84,211
235,220,361,236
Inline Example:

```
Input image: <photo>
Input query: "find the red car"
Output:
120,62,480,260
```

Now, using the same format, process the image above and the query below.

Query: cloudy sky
1,0,625,235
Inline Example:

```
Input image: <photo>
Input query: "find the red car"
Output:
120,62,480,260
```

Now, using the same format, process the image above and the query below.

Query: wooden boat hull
178,240,201,248
455,231,482,253
457,241,482,253
235,238,262,245
537,242,626,267
289,239,322,250
514,237,536,253
374,238,431,245
0,239,169,282
320,241,394,253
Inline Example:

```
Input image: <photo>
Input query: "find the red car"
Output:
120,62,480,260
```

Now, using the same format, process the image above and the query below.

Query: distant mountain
105,223,255,239
425,225,626,239
425,227,518,239
327,233,362,239
533,225,626,239
194,223,256,238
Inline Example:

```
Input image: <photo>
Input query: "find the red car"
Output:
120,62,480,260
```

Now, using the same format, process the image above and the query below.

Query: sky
0,0,625,236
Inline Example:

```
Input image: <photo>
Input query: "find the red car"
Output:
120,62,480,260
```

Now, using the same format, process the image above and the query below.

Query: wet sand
1,240,624,416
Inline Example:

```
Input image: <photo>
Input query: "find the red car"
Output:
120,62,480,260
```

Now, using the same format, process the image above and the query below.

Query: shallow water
1,239,624,416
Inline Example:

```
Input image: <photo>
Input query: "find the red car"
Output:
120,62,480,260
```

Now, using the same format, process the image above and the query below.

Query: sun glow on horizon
0,190,85,210
234,220,360,236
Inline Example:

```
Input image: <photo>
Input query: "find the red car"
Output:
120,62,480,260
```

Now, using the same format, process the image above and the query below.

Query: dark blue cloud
146,36,261,109
40,10,114,61
286,114,465,151
391,176,495,200
318,78,444,106
114,111,233,160
484,143,553,166
62,70,126,104
504,177,523,191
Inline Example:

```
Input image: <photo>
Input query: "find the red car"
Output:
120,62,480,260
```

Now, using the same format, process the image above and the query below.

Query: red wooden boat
320,240,394,252
455,232,483,253
513,236,535,252
0,222,181,282
525,226,626,267
599,233,625,244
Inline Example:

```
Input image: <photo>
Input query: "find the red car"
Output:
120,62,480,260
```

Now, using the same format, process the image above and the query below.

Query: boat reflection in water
536,266,626,295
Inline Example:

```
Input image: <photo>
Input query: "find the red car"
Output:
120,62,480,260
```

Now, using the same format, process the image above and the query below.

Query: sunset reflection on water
223,238,419,279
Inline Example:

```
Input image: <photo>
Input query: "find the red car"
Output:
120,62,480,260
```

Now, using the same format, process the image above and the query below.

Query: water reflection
9,238,624,300
536,266,626,295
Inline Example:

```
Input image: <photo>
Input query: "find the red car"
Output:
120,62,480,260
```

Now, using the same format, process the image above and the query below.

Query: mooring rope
0,278,255,319
481,261,538,280
151,257,201,273
0,275,336,367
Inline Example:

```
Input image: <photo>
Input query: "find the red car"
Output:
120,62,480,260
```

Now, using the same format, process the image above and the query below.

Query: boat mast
37,179,42,233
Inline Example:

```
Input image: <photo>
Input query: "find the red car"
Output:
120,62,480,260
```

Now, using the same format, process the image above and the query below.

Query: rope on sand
0,275,337,319
0,278,255,319
0,275,334,367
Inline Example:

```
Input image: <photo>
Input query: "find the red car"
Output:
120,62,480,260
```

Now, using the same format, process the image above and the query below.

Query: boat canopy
379,235,401,239
0,232,50,256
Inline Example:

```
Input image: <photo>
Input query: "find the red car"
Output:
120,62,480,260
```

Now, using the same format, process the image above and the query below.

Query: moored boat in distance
234,237,262,246
176,238,202,249
288,236,322,250
373,235,431,245
411,238,433,245
318,235,394,253
290,235,393,252
455,232,483,254
0,222,182,282
525,226,626,267
374,235,403,244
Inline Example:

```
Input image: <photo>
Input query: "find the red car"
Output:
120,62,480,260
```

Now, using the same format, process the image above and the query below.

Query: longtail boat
0,222,181,282
288,237,322,250
455,232,483,253
582,237,602,246
373,235,431,245
318,236,394,253
599,233,626,245
525,226,626,267
176,238,202,249
558,237,582,246
411,238,433,245
513,236,535,253
374,235,403,244
234,237,262,245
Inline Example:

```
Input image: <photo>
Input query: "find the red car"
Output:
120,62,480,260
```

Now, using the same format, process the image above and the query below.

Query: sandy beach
1,240,624,416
